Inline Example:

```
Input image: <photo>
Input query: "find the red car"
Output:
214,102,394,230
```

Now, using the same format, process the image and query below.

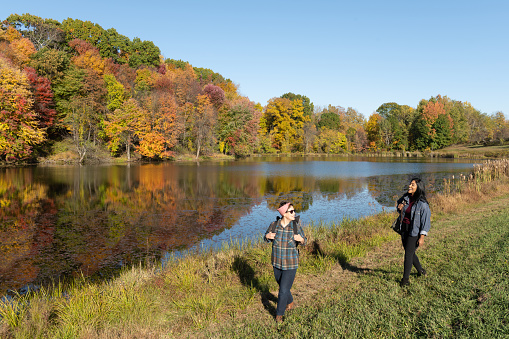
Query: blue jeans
273,267,297,316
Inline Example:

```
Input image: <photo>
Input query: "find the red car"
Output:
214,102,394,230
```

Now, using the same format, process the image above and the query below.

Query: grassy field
1,161,509,338
435,144,509,158
208,192,509,338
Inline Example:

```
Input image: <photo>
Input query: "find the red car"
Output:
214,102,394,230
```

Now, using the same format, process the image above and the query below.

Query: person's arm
293,223,306,245
419,203,431,235
264,222,276,242
417,203,431,247
417,234,425,247
396,194,407,211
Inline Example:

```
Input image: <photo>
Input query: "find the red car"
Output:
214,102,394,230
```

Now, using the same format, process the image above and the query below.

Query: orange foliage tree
137,92,182,159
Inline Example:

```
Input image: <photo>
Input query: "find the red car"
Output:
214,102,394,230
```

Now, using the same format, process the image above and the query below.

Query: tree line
1,13,507,163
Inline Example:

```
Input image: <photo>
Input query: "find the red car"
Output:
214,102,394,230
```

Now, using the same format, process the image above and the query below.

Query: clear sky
3,0,508,118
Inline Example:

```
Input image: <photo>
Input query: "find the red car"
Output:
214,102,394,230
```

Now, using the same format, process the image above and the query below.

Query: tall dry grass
433,159,509,215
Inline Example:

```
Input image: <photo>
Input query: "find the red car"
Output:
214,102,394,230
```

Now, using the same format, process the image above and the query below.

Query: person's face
408,180,418,196
285,206,296,220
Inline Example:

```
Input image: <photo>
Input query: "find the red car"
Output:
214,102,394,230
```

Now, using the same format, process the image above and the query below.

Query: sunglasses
287,209,295,214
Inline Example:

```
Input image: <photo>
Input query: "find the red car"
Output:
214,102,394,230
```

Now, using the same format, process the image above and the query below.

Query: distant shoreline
2,143,508,167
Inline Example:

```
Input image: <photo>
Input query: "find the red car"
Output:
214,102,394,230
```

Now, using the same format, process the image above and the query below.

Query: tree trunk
127,134,131,161
196,140,201,160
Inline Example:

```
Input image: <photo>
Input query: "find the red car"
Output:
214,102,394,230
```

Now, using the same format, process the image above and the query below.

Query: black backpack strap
293,216,300,235
269,219,278,233
270,216,300,235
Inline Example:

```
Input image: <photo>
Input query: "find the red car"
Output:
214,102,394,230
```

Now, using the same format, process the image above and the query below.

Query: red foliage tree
24,67,56,130
203,84,225,109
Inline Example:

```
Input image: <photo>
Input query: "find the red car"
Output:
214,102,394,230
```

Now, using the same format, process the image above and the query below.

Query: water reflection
0,157,479,294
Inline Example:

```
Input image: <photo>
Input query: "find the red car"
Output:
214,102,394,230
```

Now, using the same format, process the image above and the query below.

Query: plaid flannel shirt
264,219,307,270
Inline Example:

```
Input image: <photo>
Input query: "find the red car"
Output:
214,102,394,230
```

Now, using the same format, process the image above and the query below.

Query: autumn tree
29,48,70,84
104,98,147,161
203,84,225,109
137,92,181,159
492,111,509,143
61,18,160,68
24,67,57,134
0,26,36,67
302,119,318,153
313,129,347,153
6,13,64,50
0,56,45,161
68,39,107,75
281,93,314,117
216,97,260,157
353,127,368,152
104,74,127,112
192,94,216,159
376,102,415,150
53,65,106,161
317,111,341,130
365,113,382,150
410,96,454,150
172,63,200,105
262,97,309,152
63,96,94,163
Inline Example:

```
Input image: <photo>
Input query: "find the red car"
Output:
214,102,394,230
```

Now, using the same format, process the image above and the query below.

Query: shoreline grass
1,160,509,338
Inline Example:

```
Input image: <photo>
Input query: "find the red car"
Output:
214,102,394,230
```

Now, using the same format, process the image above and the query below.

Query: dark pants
401,234,423,280
273,267,297,316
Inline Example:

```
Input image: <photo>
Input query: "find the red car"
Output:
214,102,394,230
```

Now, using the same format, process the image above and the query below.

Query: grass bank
433,144,509,159
1,161,509,338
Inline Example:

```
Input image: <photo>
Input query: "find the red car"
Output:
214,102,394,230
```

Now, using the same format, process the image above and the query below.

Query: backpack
269,215,300,235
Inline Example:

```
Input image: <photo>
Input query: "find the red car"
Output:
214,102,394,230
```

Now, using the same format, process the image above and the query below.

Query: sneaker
418,269,427,277
275,315,283,323
400,278,410,287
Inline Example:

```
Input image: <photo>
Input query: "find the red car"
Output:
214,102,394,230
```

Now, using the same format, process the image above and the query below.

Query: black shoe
418,269,427,277
400,278,410,287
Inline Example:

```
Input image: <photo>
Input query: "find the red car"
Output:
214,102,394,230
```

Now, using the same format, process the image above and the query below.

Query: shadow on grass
308,239,392,275
232,256,277,317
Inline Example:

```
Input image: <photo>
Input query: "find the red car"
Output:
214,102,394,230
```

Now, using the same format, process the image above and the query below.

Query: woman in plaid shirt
264,201,307,323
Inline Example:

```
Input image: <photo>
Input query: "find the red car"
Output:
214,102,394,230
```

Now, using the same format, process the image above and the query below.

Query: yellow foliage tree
313,128,347,153
365,113,382,149
0,56,45,161
104,98,148,161
263,97,309,152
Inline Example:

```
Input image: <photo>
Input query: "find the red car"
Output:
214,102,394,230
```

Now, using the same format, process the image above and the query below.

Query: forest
1,13,508,164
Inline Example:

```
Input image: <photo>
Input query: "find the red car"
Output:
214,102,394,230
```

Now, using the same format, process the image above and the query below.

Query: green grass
211,196,509,338
436,144,509,158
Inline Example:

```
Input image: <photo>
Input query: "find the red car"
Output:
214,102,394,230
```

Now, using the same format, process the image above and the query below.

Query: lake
0,156,479,294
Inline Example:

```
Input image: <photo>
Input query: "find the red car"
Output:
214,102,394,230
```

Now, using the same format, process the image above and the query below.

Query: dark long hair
410,177,428,203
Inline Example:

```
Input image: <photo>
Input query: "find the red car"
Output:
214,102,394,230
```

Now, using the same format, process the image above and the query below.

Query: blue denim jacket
397,194,431,237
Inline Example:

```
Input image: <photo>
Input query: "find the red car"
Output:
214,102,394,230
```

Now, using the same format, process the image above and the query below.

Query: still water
0,156,479,294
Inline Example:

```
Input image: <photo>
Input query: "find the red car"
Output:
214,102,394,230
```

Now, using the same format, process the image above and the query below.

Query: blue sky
3,0,508,118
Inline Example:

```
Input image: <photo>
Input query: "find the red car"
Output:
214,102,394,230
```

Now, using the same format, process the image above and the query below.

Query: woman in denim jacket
396,178,431,286
264,201,306,323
